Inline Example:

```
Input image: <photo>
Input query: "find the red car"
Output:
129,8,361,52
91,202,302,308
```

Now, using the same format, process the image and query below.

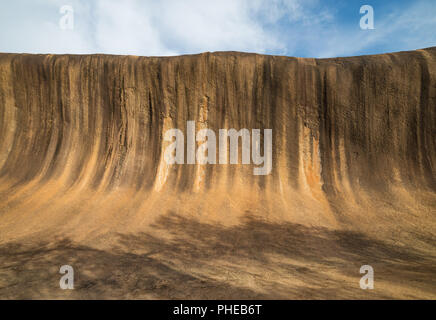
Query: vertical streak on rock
0,56,17,173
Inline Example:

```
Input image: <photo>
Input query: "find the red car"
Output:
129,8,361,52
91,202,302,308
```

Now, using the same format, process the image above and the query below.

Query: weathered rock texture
0,48,435,299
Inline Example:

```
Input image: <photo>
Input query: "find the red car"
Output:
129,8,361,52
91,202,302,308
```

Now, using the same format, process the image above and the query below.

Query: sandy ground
0,211,435,299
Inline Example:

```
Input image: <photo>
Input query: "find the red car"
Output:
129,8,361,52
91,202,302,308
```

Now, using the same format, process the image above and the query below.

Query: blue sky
0,0,435,58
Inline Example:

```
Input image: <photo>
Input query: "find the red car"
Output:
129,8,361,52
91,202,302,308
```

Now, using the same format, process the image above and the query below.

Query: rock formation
0,48,434,298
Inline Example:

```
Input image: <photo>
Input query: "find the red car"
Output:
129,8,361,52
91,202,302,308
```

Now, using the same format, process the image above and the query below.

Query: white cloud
0,0,300,55
144,0,282,54
0,0,434,58
93,0,175,56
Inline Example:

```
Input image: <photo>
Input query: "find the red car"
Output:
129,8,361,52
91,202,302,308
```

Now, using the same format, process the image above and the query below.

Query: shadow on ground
0,212,435,299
